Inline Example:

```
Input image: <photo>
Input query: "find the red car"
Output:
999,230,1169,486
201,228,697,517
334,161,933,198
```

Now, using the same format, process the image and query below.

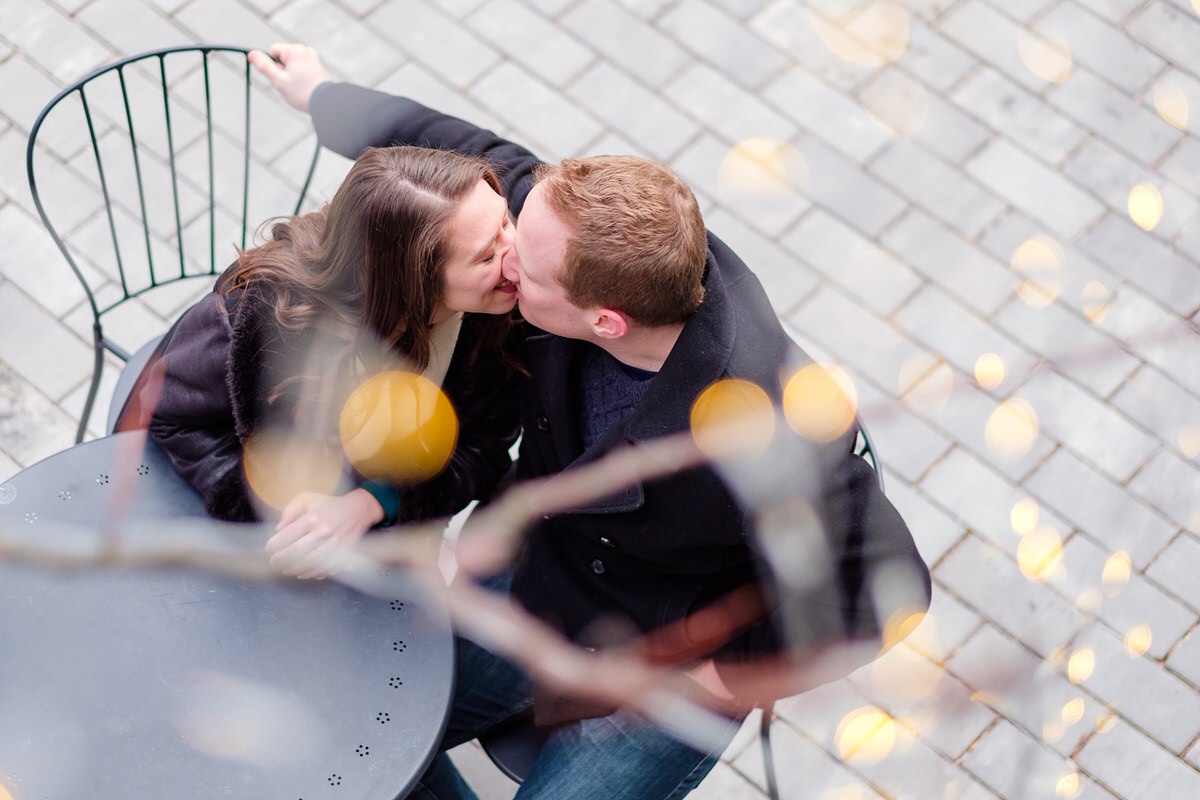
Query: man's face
500,182,592,338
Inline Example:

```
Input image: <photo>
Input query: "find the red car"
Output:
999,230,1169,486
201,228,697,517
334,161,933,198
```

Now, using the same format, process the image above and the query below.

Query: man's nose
500,248,519,282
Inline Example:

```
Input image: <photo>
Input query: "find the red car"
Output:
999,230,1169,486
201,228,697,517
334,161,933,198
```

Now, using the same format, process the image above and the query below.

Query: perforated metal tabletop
0,433,453,800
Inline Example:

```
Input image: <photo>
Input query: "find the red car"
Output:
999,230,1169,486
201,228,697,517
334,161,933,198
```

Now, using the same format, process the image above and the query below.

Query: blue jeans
405,634,740,799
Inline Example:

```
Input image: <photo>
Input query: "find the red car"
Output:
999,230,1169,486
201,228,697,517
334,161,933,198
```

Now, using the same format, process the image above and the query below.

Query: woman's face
435,179,518,322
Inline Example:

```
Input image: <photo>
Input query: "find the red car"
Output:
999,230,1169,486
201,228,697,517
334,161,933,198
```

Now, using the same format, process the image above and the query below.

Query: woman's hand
248,43,331,113
265,488,385,579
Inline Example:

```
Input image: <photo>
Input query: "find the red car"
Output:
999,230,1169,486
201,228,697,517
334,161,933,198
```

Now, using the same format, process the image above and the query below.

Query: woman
118,146,523,577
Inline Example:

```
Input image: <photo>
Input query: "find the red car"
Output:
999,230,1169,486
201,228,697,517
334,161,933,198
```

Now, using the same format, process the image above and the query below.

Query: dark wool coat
310,82,931,666
118,281,523,524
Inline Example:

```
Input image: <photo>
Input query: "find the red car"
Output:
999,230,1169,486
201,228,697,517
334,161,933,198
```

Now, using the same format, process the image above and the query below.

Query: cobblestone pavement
2,1,1199,798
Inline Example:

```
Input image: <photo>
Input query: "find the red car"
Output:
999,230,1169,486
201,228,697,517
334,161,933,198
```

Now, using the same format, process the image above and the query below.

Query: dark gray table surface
0,433,453,800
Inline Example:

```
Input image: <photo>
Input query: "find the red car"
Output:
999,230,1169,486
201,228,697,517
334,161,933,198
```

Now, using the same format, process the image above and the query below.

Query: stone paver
2,2,1199,799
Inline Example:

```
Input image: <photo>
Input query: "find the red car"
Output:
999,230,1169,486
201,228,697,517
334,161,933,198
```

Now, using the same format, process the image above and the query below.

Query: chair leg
76,341,105,443
760,702,780,800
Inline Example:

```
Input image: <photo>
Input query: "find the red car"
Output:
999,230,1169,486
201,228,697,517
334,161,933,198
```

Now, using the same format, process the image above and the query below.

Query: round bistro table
0,433,453,800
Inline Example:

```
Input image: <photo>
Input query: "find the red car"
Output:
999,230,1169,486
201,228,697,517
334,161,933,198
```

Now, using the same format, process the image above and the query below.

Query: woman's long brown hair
217,146,509,372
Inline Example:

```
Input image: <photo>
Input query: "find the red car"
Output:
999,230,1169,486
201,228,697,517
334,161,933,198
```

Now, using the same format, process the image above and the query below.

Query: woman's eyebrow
469,203,509,261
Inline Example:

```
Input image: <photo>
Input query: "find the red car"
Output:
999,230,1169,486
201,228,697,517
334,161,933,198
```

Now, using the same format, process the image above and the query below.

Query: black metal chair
481,424,885,798
26,45,322,442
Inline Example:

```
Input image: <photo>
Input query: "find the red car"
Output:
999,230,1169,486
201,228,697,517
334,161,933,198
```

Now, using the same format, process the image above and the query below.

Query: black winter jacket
119,281,523,524
309,82,931,669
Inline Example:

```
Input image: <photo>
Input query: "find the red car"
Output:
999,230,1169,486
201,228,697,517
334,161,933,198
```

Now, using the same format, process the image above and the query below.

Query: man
252,45,930,800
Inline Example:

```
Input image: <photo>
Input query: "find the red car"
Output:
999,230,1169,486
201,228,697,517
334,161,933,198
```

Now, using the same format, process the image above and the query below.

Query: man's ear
591,308,629,340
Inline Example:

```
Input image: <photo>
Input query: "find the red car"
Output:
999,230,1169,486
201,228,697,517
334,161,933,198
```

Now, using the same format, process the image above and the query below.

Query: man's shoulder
700,232,801,381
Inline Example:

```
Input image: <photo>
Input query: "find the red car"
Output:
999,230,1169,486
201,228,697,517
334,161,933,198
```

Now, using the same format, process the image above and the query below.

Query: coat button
536,415,550,432
598,536,615,548
591,559,606,575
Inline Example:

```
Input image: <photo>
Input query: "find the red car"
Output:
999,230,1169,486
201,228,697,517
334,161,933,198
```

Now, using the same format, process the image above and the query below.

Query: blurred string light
1153,81,1190,130
1066,647,1095,684
835,706,897,763
1012,496,1041,534
1018,524,1064,581
1179,426,1200,459
1127,182,1165,231
1062,698,1086,725
1194,0,1200,17
1056,770,1083,799
339,371,458,483
1043,716,1066,744
1081,280,1113,323
810,1,911,66
1123,624,1153,657
985,398,1039,460
783,363,858,442
1096,713,1117,733
689,378,776,460
173,670,320,767
717,138,809,196
974,352,1006,390
880,607,928,651
1010,497,1040,535
819,786,870,800
1101,551,1132,596
1010,235,1064,308
0,781,12,800
242,430,342,511
1017,28,1073,84
1075,587,1103,614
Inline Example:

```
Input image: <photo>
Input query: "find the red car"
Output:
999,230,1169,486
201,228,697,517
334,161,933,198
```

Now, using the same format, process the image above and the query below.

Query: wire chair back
26,45,322,442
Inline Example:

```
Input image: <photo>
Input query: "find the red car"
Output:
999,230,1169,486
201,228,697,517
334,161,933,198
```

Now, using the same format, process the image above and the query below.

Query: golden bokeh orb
1081,280,1113,324
985,399,1039,460
1010,497,1040,535
810,1,911,66
1179,426,1200,459
1153,81,1190,130
1067,648,1095,684
880,608,928,651
689,378,776,460
1075,587,1103,615
339,371,458,483
783,363,858,442
1011,236,1064,308
1101,551,1132,596
1017,525,1063,581
974,353,1007,390
1056,771,1083,799
1062,698,1085,725
242,430,343,511
835,706,897,764
1128,182,1165,232
717,138,809,196
1017,28,1073,84
1123,624,1153,657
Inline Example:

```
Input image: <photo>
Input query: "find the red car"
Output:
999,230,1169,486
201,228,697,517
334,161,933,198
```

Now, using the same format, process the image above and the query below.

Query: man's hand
248,43,331,113
265,489,384,579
